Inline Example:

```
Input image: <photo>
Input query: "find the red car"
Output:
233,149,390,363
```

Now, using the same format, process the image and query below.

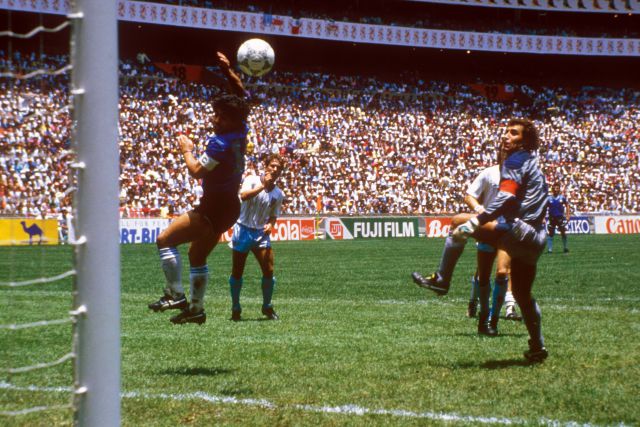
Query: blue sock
229,276,243,312
490,277,508,322
547,236,553,252
561,235,568,251
261,276,276,308
437,235,466,284
469,276,479,303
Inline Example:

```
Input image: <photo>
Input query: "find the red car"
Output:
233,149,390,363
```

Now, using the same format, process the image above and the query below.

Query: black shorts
546,216,567,236
194,192,241,234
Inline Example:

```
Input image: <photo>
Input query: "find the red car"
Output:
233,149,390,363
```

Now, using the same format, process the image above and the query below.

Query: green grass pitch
1,234,639,426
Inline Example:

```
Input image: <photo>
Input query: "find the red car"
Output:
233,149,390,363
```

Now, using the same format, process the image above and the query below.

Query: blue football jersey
201,126,248,195
548,194,567,218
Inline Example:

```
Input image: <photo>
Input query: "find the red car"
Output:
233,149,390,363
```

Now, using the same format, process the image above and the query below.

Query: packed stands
1,52,638,220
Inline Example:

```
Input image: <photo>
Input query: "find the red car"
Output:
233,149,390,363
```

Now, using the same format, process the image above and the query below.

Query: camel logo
0,219,57,246
20,221,44,245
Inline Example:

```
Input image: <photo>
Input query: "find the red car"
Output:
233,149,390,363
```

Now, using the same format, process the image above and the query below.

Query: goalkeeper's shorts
546,215,567,236
498,219,546,265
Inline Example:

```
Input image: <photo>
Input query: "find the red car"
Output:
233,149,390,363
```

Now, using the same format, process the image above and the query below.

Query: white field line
2,291,640,315
4,290,640,305
0,381,628,426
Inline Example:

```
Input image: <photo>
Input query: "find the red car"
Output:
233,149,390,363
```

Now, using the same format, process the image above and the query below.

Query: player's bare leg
489,250,511,329
511,257,547,362
476,249,497,336
503,258,521,320
412,214,476,295
168,214,218,325
150,211,213,314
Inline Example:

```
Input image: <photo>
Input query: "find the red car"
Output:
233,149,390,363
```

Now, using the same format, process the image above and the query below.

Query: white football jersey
237,174,284,229
467,165,500,206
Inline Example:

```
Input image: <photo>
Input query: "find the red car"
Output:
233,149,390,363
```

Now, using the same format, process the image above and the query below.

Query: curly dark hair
213,94,250,125
507,118,540,151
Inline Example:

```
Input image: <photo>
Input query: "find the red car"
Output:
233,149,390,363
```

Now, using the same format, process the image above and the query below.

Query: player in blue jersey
148,52,250,325
546,183,570,253
412,118,549,362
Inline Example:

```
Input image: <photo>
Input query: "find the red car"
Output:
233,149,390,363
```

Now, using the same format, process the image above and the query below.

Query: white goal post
71,0,120,425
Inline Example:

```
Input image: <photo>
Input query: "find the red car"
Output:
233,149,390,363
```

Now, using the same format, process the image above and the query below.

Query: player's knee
261,265,274,278
451,214,470,228
188,248,207,266
495,269,509,281
156,232,169,248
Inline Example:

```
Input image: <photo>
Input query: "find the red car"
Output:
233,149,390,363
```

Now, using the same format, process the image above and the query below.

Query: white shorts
230,222,271,254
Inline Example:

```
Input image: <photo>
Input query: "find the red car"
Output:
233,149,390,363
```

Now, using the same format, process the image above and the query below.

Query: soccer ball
237,38,275,77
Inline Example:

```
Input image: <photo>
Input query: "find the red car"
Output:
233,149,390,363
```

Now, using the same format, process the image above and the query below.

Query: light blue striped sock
490,277,508,322
189,265,208,312
159,247,184,297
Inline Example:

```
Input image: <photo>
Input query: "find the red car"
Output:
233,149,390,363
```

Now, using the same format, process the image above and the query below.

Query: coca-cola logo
301,224,315,237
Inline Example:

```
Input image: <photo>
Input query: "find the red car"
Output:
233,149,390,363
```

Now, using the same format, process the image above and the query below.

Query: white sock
505,291,516,308
189,265,209,312
159,247,184,297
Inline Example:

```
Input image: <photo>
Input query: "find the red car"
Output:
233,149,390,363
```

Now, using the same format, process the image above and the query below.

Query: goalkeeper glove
452,217,480,242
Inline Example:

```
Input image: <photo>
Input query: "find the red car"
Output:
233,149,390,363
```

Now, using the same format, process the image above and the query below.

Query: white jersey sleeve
237,175,285,229
466,165,500,206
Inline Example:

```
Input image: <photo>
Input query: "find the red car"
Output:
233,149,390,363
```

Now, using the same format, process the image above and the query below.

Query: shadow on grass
160,367,234,376
451,332,527,338
455,359,539,369
480,359,541,369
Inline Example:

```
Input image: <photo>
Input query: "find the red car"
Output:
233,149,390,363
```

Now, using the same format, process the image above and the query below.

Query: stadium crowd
1,52,639,221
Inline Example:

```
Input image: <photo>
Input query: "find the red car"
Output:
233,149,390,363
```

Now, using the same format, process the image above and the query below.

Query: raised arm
216,51,246,98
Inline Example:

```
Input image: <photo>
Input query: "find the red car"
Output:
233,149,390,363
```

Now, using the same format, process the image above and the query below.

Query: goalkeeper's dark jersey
484,150,549,228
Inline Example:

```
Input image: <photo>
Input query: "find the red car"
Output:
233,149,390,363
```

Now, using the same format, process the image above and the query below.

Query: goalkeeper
411,118,549,362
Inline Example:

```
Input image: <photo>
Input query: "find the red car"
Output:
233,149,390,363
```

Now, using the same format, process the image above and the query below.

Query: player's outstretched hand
216,52,231,70
452,217,479,242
